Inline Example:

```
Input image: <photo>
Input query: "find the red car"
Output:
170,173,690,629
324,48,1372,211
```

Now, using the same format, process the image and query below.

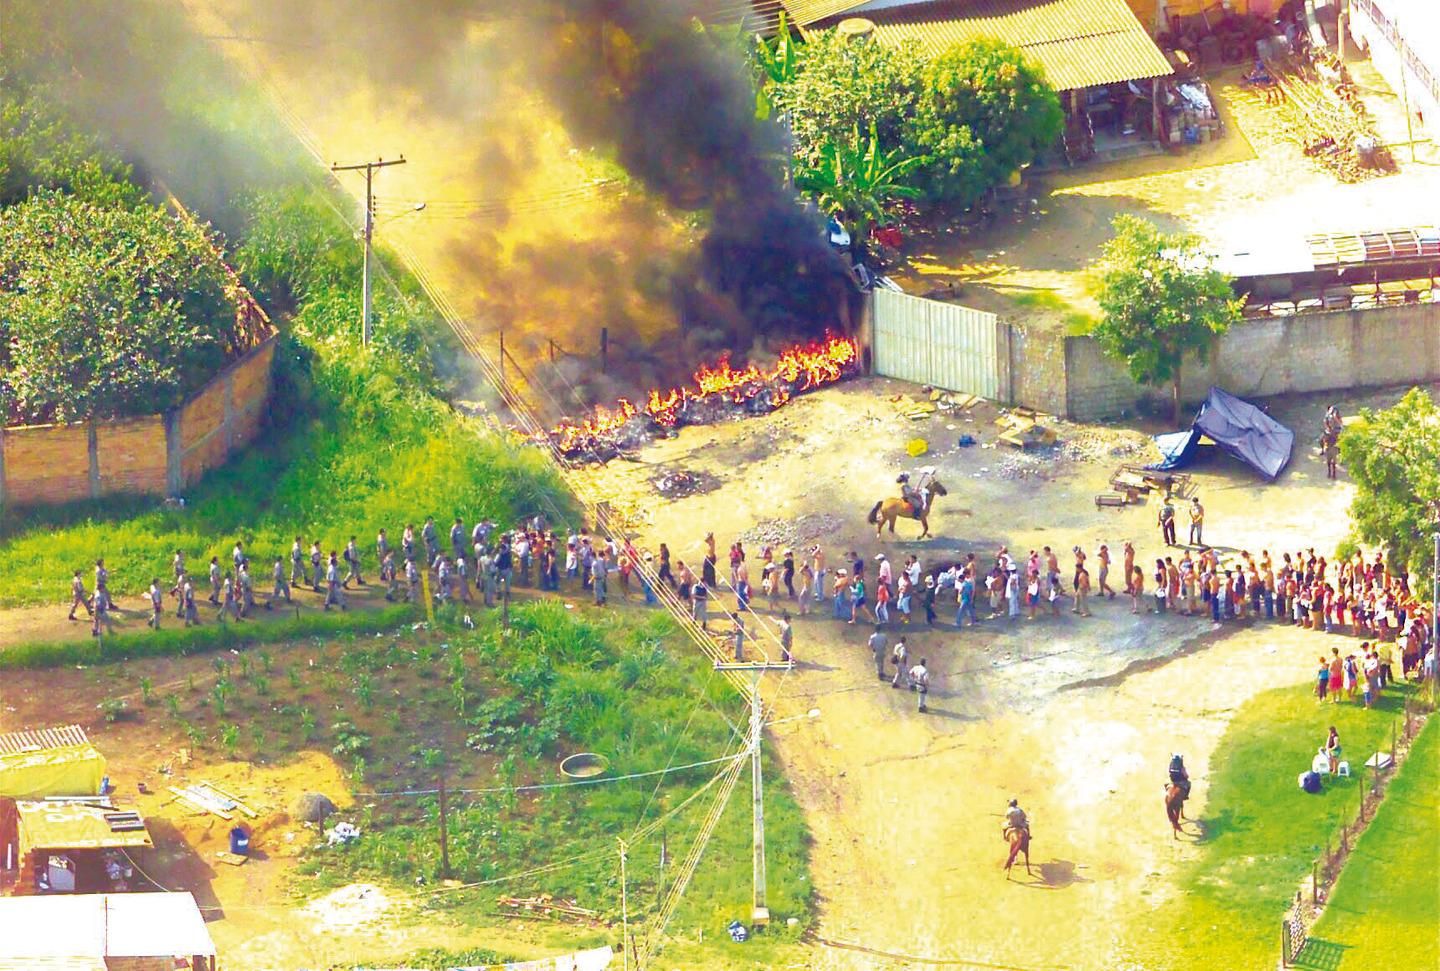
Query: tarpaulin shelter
1149,387,1295,480
0,727,106,799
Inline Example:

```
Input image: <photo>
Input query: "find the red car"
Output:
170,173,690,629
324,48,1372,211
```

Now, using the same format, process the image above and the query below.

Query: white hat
875,553,886,560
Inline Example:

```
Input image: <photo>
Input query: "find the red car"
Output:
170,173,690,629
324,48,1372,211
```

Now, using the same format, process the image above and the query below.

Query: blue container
229,827,250,856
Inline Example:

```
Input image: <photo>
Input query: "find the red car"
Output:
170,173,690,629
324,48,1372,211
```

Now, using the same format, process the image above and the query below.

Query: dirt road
582,378,1412,970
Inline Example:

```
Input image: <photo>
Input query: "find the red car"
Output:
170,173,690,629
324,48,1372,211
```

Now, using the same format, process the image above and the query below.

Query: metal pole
1432,532,1439,690
619,839,630,971
750,667,768,926
1395,22,1418,164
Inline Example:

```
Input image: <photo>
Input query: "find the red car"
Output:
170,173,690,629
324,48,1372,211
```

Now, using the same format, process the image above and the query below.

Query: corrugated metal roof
780,0,876,26
16,800,153,850
821,0,1174,90
0,893,214,960
0,725,89,756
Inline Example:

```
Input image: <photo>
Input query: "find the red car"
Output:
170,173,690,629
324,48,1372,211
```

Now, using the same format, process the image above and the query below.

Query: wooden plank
214,850,249,866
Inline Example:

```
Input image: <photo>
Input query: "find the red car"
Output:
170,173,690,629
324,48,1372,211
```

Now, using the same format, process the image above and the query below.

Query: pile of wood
1253,50,1395,182
994,408,1057,450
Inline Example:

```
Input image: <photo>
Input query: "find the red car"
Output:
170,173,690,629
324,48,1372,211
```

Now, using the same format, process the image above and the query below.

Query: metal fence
871,289,1009,401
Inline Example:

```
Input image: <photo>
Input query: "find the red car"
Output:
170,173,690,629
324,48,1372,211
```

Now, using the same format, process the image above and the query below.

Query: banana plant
753,12,797,120
794,121,922,244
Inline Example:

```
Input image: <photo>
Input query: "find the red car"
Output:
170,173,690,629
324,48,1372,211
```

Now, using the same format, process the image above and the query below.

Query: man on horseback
1003,798,1030,839
897,466,935,519
1168,754,1191,800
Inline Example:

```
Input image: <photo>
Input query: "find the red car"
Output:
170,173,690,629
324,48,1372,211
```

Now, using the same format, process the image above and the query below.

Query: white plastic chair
1336,761,1351,778
1311,752,1331,775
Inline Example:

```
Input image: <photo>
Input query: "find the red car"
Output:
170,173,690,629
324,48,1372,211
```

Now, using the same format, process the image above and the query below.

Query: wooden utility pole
330,156,407,347
619,839,630,971
714,659,794,927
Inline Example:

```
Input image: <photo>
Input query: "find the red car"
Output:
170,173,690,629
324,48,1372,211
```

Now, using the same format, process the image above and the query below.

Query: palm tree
794,122,922,245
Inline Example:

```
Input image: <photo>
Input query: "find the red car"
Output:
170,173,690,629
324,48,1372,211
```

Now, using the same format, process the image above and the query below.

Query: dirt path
0,578,400,651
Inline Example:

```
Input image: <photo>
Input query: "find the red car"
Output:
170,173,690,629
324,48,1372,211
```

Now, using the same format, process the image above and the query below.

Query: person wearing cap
890,636,908,687
1006,567,1021,619
1188,497,1205,547
782,549,796,599
876,553,892,591
922,574,938,625
690,577,709,629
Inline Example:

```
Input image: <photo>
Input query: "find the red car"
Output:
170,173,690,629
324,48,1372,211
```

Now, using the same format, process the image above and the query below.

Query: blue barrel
229,826,250,856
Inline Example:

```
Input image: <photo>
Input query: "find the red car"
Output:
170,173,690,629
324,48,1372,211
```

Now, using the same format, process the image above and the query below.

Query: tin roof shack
0,798,152,895
0,726,106,799
0,892,217,971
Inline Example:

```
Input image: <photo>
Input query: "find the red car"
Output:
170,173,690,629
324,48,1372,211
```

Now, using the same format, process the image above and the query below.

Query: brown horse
868,477,949,540
1003,826,1032,877
1165,783,1187,838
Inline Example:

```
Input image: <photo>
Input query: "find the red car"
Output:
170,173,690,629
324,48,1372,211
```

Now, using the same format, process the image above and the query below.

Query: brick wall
1054,303,1440,420
0,335,276,511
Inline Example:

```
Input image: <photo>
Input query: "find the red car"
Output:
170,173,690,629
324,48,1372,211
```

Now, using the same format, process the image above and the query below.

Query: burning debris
650,469,721,499
543,334,860,460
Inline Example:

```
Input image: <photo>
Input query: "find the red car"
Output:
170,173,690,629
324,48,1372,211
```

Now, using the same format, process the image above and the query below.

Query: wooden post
600,327,609,374
437,767,451,879
499,328,506,386
1312,862,1318,904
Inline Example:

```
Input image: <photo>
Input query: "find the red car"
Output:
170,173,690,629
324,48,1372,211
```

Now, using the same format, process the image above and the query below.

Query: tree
905,38,1062,205
752,12,799,121
1090,215,1242,424
794,123,922,244
764,30,924,167
0,190,239,423
1338,388,1440,591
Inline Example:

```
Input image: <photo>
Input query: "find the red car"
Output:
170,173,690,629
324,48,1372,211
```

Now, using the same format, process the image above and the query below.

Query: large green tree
1091,215,1242,424
794,123,922,244
0,190,239,423
905,38,1062,205
1338,388,1440,592
763,30,925,168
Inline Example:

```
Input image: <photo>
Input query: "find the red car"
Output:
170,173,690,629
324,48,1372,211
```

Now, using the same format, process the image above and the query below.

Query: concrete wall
0,336,277,510
1056,302,1440,420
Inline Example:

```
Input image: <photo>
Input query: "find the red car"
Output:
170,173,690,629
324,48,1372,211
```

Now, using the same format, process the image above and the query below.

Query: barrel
229,826,250,856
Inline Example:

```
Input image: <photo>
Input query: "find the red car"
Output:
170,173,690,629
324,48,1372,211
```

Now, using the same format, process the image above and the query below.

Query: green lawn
1299,717,1439,970
1123,681,1421,971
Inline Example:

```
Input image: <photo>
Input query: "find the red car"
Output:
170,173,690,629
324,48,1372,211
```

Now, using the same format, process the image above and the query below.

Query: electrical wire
351,752,742,799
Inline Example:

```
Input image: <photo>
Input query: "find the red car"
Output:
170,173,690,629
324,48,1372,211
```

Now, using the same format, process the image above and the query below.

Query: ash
650,468,722,499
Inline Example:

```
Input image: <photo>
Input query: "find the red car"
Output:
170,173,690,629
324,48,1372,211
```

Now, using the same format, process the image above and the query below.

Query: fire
547,333,860,455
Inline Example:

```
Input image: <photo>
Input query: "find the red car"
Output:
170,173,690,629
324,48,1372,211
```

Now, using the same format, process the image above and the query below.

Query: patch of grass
1009,289,1097,335
294,603,813,941
1301,717,1438,969
0,604,416,670
357,947,517,971
1124,681,1419,970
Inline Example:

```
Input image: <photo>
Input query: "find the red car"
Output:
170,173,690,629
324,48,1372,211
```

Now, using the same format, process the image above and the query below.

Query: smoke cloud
2,0,854,404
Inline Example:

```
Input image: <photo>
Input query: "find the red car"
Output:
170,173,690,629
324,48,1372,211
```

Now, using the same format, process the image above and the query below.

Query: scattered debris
906,438,929,457
304,883,390,929
497,894,604,926
325,821,361,846
650,468,721,499
742,513,844,549
168,785,233,820
197,781,258,819
214,850,248,867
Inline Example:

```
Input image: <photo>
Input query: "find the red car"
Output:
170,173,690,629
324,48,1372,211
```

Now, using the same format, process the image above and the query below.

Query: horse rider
898,466,935,518
1003,798,1030,840
1168,754,1192,800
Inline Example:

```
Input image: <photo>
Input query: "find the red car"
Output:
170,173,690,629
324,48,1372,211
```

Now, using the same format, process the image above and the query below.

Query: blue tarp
1148,387,1295,480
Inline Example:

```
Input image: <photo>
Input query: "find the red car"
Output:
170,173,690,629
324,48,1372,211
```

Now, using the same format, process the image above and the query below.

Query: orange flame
548,333,859,453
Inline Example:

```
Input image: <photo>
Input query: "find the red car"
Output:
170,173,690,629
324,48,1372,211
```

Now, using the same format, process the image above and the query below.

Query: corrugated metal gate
871,289,1009,400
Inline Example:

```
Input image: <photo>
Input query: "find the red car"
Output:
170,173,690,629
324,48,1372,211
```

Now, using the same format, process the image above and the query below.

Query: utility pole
330,156,407,347
714,659,794,927
1432,531,1439,690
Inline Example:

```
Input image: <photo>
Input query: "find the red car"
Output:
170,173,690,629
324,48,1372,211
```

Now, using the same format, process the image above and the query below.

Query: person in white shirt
909,658,930,712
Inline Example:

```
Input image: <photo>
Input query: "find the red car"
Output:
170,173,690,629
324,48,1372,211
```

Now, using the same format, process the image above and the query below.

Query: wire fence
1281,683,1435,968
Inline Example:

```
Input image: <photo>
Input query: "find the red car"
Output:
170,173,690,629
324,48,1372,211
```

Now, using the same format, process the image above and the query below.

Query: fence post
1312,861,1318,904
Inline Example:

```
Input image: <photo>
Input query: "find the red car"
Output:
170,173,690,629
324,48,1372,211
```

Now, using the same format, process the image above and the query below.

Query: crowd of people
55,499,1438,704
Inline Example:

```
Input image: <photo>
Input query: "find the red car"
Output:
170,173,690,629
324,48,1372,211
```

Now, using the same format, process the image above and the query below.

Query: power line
352,752,742,799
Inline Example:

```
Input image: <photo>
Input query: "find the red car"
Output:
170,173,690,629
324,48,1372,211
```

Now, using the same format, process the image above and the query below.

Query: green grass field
1299,717,1439,970
1122,681,1421,971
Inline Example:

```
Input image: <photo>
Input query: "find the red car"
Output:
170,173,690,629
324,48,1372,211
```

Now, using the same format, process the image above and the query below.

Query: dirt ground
578,377,1428,970
891,59,1440,322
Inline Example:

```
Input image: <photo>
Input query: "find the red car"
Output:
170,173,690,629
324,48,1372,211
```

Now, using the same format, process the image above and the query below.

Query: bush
905,39,1063,205
0,190,241,422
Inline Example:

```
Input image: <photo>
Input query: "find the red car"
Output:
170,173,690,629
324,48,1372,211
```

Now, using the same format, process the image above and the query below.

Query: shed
0,798,152,894
0,892,216,971
0,726,107,799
